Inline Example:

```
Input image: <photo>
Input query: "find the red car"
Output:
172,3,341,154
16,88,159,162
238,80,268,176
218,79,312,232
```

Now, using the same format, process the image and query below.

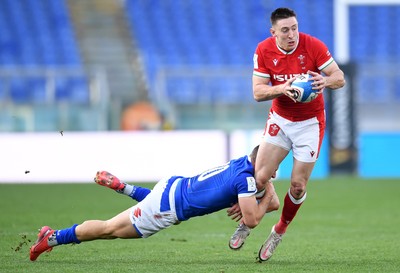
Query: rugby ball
290,74,318,103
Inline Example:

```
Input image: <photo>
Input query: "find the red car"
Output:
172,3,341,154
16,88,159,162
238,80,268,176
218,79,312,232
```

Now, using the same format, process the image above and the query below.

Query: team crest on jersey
298,54,306,65
297,55,307,70
268,123,280,136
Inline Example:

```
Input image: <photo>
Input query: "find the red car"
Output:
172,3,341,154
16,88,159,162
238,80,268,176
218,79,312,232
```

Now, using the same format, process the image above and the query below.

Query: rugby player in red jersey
228,7,345,262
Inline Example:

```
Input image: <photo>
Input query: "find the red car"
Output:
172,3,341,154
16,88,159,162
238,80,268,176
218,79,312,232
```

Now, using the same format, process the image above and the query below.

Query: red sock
274,190,306,234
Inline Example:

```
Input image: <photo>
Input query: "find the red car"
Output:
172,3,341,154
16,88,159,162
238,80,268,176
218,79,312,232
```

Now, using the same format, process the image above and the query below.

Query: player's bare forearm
325,69,345,90
253,84,283,102
227,182,279,223
257,182,276,211
321,62,346,90
253,76,297,102
247,182,276,227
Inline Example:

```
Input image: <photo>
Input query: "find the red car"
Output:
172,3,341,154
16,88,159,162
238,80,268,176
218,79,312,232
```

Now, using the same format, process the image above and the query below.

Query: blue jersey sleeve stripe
173,178,186,221
160,176,181,212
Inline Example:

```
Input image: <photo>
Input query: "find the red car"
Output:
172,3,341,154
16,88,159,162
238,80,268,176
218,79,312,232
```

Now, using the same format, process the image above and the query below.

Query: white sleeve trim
318,57,334,71
253,71,270,78
238,192,256,198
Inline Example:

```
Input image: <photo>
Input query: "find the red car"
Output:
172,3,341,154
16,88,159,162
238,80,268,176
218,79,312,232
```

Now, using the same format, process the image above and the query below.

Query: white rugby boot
258,225,283,262
229,222,251,250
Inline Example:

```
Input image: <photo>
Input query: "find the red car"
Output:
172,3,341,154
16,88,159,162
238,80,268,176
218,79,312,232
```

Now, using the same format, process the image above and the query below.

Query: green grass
1,178,400,273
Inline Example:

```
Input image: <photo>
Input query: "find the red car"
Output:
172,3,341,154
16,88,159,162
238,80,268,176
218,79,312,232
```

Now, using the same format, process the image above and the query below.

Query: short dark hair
249,145,260,166
270,7,296,25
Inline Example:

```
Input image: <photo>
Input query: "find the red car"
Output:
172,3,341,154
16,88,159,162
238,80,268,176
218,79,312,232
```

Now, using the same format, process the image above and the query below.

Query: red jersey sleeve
253,44,269,78
308,36,334,71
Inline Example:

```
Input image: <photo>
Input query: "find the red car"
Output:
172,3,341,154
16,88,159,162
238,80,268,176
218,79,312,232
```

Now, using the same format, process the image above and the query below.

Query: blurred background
0,0,399,180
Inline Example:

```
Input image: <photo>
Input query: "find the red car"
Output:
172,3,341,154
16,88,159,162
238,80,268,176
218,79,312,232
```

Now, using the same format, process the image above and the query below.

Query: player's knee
290,182,306,198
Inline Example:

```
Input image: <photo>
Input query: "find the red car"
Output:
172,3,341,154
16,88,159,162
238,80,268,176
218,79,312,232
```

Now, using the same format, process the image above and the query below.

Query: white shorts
262,111,325,163
129,177,180,238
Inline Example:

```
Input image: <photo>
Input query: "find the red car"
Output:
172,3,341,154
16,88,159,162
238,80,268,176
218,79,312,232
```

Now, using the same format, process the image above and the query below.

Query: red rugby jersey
253,32,333,121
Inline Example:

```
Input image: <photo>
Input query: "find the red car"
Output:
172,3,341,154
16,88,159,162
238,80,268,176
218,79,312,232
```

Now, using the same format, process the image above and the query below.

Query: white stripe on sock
287,188,307,205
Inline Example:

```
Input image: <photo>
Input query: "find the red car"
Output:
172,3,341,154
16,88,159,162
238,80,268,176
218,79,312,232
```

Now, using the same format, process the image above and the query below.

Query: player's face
270,17,299,52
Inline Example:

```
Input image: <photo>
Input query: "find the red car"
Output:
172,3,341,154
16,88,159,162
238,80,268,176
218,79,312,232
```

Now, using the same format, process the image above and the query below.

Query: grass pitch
1,177,400,273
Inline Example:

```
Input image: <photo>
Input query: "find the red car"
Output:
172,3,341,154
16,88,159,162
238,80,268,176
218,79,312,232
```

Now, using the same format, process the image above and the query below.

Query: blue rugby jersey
172,155,257,221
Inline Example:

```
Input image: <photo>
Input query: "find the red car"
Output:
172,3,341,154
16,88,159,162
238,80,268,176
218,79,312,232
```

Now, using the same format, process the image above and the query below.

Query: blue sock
130,186,151,202
55,224,81,245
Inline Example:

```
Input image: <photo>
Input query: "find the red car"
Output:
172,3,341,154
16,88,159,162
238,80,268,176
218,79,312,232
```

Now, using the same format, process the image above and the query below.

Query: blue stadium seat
10,78,31,103
29,78,47,103
69,77,90,104
52,77,90,104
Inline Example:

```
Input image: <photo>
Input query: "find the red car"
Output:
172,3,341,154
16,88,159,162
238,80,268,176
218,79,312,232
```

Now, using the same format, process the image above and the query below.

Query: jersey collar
275,36,299,55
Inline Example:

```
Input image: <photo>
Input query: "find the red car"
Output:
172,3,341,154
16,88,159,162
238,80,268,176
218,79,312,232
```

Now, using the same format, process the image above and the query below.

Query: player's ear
270,28,275,37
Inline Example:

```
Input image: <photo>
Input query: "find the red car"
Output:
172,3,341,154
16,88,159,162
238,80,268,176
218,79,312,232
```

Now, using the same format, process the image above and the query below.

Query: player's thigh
107,208,140,238
256,141,289,180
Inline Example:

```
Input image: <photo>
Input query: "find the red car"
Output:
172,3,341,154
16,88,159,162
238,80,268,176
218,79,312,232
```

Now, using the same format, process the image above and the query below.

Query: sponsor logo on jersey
273,73,305,82
133,207,142,218
273,58,278,66
310,151,315,157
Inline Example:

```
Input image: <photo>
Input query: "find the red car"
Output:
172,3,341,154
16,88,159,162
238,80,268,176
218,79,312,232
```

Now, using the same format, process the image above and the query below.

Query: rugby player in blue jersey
30,146,278,261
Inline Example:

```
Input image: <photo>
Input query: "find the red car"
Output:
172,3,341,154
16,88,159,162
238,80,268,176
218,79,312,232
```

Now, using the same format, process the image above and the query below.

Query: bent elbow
253,93,262,102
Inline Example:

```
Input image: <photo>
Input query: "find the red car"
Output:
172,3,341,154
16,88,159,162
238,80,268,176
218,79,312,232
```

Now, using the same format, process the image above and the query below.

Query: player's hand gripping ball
290,74,319,103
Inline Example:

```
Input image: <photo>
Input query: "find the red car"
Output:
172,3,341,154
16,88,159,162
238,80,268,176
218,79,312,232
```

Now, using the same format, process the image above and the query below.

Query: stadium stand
0,0,87,104
125,0,400,104
1,0,400,130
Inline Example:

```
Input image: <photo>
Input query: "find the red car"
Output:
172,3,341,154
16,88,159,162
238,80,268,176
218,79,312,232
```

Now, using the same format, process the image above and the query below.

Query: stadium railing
0,67,110,132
